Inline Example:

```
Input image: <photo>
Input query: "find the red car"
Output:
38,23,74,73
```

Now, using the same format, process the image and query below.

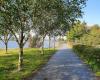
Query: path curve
32,44,96,80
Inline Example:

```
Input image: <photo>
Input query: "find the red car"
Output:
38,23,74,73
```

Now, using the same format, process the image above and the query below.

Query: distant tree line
67,21,100,47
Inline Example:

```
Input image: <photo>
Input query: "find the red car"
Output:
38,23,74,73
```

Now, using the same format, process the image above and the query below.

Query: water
0,40,54,49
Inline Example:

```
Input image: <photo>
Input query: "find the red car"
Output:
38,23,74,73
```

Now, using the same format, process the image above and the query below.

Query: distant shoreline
0,40,55,49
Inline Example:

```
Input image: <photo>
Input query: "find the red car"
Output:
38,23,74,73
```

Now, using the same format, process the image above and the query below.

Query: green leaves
67,21,87,41
67,21,100,46
80,25,100,46
73,45,100,72
0,0,87,71
0,0,87,43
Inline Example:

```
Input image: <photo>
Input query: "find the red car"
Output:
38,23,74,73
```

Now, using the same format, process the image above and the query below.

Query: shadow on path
31,44,96,80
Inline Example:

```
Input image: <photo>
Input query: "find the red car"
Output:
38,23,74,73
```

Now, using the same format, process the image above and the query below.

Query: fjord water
0,40,54,49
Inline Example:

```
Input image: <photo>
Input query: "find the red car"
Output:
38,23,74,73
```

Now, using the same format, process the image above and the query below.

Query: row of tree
67,21,100,46
0,0,86,71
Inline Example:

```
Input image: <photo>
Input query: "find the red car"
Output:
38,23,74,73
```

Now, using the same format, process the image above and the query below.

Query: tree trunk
5,42,8,53
54,36,55,50
4,33,8,53
18,44,23,71
41,36,45,54
49,35,51,50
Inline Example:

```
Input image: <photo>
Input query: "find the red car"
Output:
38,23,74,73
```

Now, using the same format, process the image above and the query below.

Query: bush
73,45,100,73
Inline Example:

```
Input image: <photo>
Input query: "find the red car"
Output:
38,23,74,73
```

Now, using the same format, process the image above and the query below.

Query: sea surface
0,40,54,49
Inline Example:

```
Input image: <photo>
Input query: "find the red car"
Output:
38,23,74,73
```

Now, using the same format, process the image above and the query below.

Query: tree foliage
0,0,34,71
67,21,87,41
0,26,12,53
67,22,100,46
80,25,100,46
0,0,87,71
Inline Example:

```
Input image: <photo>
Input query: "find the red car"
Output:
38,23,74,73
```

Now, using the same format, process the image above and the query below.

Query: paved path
32,44,96,80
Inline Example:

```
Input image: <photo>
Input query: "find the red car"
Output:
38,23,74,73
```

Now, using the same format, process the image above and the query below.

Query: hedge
73,45,100,72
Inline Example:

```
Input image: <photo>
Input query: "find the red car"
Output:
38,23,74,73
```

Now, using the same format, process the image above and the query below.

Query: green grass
96,72,100,76
0,48,56,80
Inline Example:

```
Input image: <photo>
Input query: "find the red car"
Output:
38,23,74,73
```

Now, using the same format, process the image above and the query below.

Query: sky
81,0,100,26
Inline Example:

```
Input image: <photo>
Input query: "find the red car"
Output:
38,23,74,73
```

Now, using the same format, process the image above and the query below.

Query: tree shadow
0,49,56,80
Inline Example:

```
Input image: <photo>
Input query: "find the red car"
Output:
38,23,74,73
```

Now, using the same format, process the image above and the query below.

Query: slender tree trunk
4,34,8,53
18,44,23,71
18,30,24,71
54,36,55,50
49,34,51,50
41,36,45,54
5,42,8,53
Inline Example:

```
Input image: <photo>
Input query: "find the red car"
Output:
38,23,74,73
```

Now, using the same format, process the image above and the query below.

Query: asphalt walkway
32,44,96,80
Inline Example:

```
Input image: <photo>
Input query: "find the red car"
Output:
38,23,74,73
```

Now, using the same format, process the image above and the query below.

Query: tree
0,0,87,71
0,26,12,53
32,0,61,54
28,32,42,48
80,25,100,46
32,0,87,51
67,21,87,42
0,2,12,53
0,0,34,71
67,22,100,46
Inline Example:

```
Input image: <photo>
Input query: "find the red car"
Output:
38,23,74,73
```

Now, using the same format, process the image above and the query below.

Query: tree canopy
67,22,100,46
0,0,87,71
67,21,87,41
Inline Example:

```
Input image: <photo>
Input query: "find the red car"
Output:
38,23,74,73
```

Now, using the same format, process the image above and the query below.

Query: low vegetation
67,21,100,77
73,45,100,76
0,48,56,80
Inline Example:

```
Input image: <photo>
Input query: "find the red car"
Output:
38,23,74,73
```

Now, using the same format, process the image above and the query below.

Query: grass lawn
96,72,100,76
0,48,56,80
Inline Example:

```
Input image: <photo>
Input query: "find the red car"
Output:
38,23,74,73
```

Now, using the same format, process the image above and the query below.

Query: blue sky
81,0,100,26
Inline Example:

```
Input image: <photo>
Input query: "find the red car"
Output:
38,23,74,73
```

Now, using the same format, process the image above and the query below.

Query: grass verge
0,48,56,80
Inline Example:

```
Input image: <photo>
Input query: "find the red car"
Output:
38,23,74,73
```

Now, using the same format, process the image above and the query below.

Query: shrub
73,45,100,72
